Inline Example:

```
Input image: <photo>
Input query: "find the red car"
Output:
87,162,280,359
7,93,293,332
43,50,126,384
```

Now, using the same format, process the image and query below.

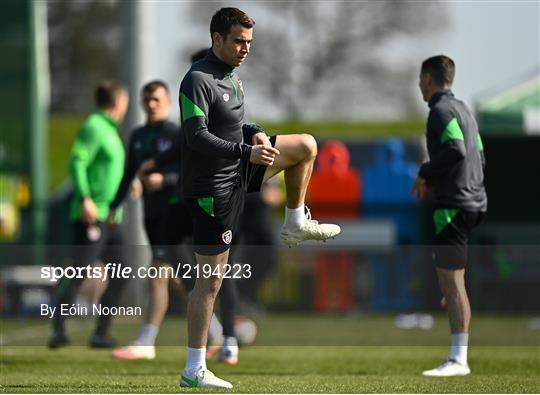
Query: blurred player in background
49,81,130,349
177,7,340,388
108,80,194,360
139,139,246,366
237,175,284,314
413,55,487,377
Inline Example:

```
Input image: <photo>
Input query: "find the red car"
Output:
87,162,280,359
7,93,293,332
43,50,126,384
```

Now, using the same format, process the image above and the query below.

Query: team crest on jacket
157,138,172,152
222,230,232,245
223,93,230,102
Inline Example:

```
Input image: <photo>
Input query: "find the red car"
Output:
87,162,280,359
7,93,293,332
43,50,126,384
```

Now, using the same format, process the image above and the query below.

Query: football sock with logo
184,347,207,377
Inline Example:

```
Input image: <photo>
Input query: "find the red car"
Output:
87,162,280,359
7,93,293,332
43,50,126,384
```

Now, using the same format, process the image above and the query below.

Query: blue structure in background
362,139,420,310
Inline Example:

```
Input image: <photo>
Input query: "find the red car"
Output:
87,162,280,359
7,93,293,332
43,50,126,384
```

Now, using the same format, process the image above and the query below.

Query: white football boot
422,359,471,377
179,368,233,389
281,207,341,247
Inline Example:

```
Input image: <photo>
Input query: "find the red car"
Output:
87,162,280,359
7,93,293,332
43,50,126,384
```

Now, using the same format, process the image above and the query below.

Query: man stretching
177,7,340,388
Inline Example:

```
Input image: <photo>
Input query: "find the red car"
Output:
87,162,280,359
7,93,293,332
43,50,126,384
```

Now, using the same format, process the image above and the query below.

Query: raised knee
300,133,317,159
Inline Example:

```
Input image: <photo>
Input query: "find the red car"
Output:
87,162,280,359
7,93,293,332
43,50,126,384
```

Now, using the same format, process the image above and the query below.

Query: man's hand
107,209,116,226
412,176,429,201
142,172,164,192
137,159,156,179
138,159,164,191
252,132,272,147
130,178,143,199
249,144,280,166
81,197,98,225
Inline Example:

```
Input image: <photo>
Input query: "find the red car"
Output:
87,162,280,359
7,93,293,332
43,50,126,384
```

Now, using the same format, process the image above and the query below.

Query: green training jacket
69,111,125,223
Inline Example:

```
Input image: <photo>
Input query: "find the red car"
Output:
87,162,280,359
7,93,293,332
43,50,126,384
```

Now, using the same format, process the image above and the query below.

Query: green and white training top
419,90,487,211
178,49,263,198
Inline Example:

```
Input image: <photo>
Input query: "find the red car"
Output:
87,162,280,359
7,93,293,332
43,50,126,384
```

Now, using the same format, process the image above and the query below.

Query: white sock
136,324,159,346
222,336,238,348
284,205,306,230
449,333,469,365
222,337,238,359
208,314,224,345
185,347,206,376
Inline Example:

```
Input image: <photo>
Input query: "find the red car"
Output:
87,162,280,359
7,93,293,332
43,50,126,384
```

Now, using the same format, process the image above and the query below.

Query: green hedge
48,114,84,193
47,114,424,194
258,119,425,139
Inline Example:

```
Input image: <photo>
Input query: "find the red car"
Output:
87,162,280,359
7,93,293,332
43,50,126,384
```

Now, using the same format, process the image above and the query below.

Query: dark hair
210,7,255,41
141,80,169,95
421,55,455,87
95,80,126,109
191,48,209,64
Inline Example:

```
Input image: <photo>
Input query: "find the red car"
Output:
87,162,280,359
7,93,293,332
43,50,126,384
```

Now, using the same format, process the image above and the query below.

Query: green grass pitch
1,314,539,393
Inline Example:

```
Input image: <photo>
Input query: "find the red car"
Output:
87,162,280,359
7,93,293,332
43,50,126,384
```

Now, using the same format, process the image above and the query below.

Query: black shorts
431,209,485,270
186,136,277,256
72,221,124,268
144,200,193,261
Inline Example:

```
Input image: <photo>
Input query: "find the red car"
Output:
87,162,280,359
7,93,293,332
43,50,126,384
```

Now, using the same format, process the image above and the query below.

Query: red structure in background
307,140,362,312
308,140,361,219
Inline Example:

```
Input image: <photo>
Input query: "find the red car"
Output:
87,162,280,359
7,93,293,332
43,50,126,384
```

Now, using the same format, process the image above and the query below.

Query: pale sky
435,1,539,107
144,1,539,121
